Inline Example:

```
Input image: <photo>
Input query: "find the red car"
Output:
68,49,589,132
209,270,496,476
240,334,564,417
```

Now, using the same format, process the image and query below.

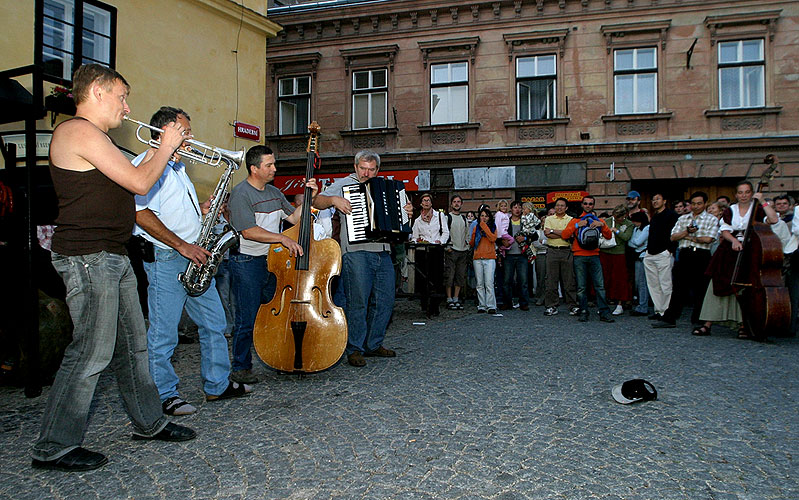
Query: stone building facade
265,0,799,213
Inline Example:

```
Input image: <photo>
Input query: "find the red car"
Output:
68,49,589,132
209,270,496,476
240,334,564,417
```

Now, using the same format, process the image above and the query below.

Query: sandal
162,396,196,416
737,325,752,340
205,381,252,402
691,325,711,336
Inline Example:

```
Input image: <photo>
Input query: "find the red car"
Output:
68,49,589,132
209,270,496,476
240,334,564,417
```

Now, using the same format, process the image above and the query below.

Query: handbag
599,218,617,249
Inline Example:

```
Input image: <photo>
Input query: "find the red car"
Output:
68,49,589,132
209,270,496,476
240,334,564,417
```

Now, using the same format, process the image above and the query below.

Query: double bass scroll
252,122,347,373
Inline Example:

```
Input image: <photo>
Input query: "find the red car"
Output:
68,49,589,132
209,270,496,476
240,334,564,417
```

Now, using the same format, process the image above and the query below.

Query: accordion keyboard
343,185,369,243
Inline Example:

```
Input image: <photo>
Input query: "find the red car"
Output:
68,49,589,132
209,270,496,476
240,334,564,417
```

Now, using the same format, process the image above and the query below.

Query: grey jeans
33,251,167,461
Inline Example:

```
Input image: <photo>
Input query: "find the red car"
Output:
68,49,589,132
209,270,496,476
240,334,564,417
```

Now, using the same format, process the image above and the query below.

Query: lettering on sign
234,121,261,141
546,191,589,204
274,169,429,195
520,195,547,210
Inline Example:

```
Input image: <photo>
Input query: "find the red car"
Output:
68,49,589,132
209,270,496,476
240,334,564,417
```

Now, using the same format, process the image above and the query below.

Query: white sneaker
569,306,581,316
612,304,624,316
544,307,558,316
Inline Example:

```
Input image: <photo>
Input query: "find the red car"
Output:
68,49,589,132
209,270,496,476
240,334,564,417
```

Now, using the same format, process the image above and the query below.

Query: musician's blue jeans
229,252,276,371
573,254,610,316
34,252,168,461
144,247,230,400
342,250,395,355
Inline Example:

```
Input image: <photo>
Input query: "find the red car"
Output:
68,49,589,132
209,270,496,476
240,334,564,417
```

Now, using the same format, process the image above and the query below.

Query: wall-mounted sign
273,169,429,196
520,195,547,210
546,190,589,204
453,166,515,190
233,121,260,142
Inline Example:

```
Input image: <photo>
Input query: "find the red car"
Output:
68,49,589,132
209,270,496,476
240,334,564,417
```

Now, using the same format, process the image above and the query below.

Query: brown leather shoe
347,352,366,367
364,346,396,357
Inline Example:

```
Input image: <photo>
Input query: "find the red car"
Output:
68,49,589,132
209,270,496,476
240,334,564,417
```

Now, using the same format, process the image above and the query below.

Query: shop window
718,39,765,109
352,69,387,130
614,47,657,115
516,54,556,120
39,0,116,81
431,62,468,125
278,76,311,136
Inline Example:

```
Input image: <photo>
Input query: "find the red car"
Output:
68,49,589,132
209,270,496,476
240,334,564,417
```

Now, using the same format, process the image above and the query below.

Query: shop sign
546,190,589,204
273,170,426,196
520,195,547,210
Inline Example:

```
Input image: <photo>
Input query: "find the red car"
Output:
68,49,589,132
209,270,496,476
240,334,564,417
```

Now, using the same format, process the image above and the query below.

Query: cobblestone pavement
1,300,797,500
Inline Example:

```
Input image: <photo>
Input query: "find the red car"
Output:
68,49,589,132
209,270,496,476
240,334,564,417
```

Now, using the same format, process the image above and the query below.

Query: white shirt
412,210,449,244
132,152,202,250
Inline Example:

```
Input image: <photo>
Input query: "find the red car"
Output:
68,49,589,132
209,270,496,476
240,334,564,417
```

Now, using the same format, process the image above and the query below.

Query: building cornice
266,0,785,48
190,0,282,37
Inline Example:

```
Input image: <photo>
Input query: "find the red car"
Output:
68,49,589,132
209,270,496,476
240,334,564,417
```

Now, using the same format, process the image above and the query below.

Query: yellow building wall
0,0,280,198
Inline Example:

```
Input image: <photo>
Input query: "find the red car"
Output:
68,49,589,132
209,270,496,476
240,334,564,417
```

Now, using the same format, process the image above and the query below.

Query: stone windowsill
703,106,782,118
503,118,570,128
601,112,673,122
339,127,398,137
264,132,307,141
417,122,481,133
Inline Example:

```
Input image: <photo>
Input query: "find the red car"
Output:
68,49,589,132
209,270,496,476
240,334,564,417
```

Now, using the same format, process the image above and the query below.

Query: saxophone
178,153,242,297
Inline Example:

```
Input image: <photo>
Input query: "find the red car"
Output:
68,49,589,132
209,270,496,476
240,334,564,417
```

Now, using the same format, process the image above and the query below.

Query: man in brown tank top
32,64,196,472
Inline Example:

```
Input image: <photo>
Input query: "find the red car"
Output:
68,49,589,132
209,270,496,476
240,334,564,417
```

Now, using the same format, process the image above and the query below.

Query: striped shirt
671,211,719,251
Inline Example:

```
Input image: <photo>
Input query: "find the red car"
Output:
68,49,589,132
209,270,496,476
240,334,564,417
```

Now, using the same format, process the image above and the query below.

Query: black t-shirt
647,209,679,255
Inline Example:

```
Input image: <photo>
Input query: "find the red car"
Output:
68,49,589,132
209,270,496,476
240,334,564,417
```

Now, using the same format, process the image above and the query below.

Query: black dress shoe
132,422,196,442
652,320,676,329
32,447,108,472
648,314,662,321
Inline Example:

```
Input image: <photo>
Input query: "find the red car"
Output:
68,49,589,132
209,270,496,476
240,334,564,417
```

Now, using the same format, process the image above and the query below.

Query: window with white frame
718,39,765,109
430,62,468,124
613,47,657,114
352,69,387,129
278,76,311,135
41,0,115,81
516,55,556,120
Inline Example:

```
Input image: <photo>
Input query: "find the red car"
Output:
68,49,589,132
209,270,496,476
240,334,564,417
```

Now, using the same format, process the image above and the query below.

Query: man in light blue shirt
134,106,250,416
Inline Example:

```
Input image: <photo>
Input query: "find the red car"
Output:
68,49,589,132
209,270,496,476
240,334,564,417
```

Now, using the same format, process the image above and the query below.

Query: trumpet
124,115,244,167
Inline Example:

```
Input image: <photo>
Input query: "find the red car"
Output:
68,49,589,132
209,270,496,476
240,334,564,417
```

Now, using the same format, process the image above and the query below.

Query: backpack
577,214,601,250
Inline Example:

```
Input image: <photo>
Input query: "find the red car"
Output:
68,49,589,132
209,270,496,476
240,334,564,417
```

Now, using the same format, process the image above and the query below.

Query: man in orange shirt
561,195,615,323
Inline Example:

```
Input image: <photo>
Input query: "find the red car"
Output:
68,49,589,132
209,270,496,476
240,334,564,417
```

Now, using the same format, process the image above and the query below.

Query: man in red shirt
561,195,615,323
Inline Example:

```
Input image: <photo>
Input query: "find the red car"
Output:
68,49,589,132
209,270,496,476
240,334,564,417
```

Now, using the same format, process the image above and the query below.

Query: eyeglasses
582,202,594,206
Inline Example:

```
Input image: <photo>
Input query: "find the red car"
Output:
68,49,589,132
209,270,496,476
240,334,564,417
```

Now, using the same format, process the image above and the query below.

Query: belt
684,246,710,252
546,245,570,249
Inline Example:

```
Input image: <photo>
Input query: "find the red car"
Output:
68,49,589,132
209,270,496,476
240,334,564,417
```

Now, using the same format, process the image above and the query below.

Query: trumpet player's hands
280,235,304,257
160,121,187,154
177,240,212,266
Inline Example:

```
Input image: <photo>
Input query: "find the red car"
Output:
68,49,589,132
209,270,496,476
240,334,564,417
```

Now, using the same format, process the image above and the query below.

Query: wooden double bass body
732,155,791,339
252,123,347,372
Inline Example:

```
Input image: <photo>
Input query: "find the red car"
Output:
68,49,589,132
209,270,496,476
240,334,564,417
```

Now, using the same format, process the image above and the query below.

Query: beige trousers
643,250,674,315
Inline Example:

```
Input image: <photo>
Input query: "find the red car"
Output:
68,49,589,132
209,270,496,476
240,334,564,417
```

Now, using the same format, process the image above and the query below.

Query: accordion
342,177,411,244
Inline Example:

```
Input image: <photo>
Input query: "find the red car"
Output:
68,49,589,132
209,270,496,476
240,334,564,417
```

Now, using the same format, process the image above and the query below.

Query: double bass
252,122,347,372
731,154,790,339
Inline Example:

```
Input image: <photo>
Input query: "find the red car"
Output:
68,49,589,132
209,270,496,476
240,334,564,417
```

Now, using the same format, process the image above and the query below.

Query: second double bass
252,123,347,372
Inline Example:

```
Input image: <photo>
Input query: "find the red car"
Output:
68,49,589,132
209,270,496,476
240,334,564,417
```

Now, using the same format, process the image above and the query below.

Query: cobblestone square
1,301,797,499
